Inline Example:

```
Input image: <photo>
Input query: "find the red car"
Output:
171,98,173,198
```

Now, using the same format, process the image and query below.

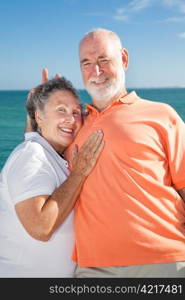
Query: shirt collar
86,91,139,113
24,132,68,166
119,91,139,104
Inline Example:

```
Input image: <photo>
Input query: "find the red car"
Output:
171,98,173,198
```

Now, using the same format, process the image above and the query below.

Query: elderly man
41,28,185,278
68,28,185,278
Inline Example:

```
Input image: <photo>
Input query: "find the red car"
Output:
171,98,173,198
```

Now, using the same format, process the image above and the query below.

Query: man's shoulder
139,97,175,112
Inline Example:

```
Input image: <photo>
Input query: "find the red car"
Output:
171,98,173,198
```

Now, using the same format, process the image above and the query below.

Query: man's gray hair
26,77,79,131
79,28,123,49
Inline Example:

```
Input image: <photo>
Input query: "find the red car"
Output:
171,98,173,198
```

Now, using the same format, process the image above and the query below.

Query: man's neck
92,89,127,112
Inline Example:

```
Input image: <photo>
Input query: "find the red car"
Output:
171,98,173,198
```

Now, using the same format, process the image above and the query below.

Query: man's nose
91,64,103,77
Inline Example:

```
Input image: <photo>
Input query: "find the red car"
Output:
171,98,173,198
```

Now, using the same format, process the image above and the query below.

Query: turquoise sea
0,88,185,171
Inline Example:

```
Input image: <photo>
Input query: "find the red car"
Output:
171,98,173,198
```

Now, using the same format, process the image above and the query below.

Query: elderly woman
0,77,104,277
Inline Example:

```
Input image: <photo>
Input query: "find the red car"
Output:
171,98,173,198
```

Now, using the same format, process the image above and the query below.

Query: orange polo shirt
70,91,185,267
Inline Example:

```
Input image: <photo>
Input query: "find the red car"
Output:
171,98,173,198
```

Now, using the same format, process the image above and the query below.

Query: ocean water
0,88,185,171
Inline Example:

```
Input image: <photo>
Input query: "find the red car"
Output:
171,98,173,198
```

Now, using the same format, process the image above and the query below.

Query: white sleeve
7,143,58,205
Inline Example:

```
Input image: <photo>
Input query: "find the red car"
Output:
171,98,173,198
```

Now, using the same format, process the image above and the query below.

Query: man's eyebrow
80,58,89,64
98,55,108,59
80,55,108,64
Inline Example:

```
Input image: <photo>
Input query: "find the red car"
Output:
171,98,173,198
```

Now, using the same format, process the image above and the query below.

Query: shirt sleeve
7,142,58,205
164,105,185,190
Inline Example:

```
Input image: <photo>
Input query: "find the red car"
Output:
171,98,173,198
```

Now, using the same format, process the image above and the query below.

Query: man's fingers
42,69,61,83
42,68,49,83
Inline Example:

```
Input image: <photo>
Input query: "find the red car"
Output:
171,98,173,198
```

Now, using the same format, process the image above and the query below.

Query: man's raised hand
42,68,61,83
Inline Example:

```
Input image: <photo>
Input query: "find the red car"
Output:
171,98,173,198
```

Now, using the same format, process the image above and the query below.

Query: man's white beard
85,70,125,102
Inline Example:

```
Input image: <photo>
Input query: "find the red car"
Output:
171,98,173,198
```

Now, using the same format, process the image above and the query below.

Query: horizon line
0,86,185,91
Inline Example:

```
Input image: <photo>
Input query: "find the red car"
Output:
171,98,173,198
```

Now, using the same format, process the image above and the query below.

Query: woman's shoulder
3,138,46,174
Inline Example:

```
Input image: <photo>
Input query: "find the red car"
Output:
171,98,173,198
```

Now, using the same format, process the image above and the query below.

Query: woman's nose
65,114,75,123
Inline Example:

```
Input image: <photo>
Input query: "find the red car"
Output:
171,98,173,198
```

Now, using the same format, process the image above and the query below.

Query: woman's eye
73,110,81,116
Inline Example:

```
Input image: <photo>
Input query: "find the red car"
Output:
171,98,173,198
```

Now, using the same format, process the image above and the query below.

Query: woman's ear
35,110,43,129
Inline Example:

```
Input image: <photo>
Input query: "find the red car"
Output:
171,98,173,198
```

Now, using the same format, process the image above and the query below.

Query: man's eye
58,108,66,112
99,59,109,64
82,62,91,67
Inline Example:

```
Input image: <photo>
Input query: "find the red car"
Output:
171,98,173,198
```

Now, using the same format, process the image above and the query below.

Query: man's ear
121,48,129,70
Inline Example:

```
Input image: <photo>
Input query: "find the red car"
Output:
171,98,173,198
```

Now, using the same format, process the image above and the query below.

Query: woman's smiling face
35,90,82,154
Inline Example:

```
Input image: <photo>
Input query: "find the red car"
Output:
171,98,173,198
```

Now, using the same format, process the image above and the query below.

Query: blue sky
0,0,185,89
